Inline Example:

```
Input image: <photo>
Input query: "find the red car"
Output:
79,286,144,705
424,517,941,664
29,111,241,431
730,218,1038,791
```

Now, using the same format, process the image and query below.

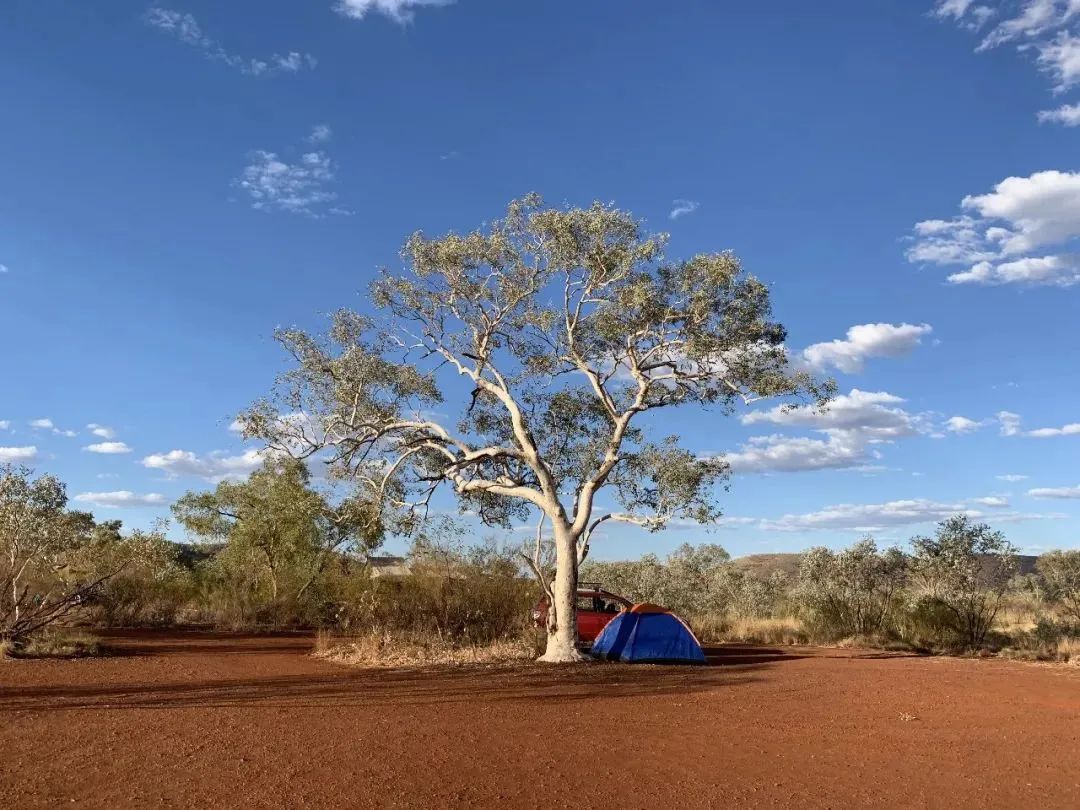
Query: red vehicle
531,583,632,643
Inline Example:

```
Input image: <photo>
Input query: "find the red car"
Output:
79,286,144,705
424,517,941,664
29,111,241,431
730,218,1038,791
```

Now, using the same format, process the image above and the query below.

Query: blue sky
2,0,1079,558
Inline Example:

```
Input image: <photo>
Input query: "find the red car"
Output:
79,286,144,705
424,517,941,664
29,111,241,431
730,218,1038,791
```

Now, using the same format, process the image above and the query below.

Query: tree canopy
1,465,147,643
240,194,831,660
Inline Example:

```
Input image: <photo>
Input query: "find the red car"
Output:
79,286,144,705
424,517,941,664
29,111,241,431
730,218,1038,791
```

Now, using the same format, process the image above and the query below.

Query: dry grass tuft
1057,636,1080,664
691,614,809,646
18,629,100,659
315,629,544,669
833,634,916,652
999,633,1080,665
994,604,1040,636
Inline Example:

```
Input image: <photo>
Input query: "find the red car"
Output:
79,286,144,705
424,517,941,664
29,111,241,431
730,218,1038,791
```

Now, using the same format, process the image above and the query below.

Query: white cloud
932,1,997,30
30,418,76,437
908,170,1080,286
948,254,1080,286
669,199,699,220
996,412,1080,438
800,323,932,373
977,0,1064,50
83,441,133,454
724,433,868,474
1027,421,1080,437
73,491,167,509
142,448,268,482
0,421,9,430
1029,484,1080,498
761,495,1049,532
144,8,315,77
307,124,333,144
933,0,978,20
235,149,341,217
0,446,37,462
273,52,316,72
971,495,1010,507
936,2,1080,96
761,498,971,532
1037,101,1080,124
997,473,1029,481
0,263,8,273
1033,31,1080,90
743,389,924,440
946,415,989,433
727,389,928,473
334,0,453,24
997,410,1022,436
908,215,997,266
87,423,117,439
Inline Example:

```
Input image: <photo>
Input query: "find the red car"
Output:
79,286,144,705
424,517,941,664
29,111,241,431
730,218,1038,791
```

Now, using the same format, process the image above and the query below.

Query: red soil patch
1,630,1079,808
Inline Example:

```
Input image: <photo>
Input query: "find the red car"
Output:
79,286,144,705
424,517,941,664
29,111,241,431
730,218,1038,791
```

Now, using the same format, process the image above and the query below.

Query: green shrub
895,593,965,650
908,516,1018,649
360,539,536,643
85,528,196,627
795,539,906,641
1037,550,1080,624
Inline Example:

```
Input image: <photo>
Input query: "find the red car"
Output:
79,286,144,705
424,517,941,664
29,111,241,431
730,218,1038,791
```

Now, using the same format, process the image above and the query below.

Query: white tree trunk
537,521,588,663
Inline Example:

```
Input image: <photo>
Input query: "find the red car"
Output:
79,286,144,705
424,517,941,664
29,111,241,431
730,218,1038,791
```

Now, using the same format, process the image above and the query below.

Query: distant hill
730,552,1040,579
1017,555,1039,576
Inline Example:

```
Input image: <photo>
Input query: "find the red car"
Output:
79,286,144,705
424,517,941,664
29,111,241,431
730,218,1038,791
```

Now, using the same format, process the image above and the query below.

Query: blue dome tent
589,603,706,663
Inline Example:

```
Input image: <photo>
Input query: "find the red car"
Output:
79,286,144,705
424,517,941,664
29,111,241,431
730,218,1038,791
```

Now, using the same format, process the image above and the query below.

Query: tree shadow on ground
95,629,315,658
0,664,767,712
701,644,808,666
701,644,925,664
0,633,862,714
0,645,797,713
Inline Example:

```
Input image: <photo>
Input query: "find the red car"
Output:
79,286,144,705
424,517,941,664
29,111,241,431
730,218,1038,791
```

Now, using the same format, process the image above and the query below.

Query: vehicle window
576,596,599,611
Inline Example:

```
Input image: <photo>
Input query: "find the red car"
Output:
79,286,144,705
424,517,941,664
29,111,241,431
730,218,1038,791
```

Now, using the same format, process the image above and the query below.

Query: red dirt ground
1,630,1079,808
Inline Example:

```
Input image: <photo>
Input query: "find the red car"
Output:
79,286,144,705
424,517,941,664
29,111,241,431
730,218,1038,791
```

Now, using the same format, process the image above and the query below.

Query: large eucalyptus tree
240,194,828,662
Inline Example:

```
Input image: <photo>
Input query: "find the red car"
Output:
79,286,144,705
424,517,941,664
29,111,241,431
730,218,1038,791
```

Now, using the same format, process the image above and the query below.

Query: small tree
908,515,1017,648
795,538,907,639
173,457,380,618
714,568,790,619
240,195,828,661
77,521,193,626
0,466,125,645
1036,550,1080,625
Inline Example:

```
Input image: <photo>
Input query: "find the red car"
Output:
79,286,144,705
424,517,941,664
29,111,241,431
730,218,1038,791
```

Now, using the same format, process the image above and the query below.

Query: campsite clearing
1,630,1079,808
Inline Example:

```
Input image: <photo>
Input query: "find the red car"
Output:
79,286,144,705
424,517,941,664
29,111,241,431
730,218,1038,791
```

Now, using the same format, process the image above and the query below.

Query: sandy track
1,630,1078,808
